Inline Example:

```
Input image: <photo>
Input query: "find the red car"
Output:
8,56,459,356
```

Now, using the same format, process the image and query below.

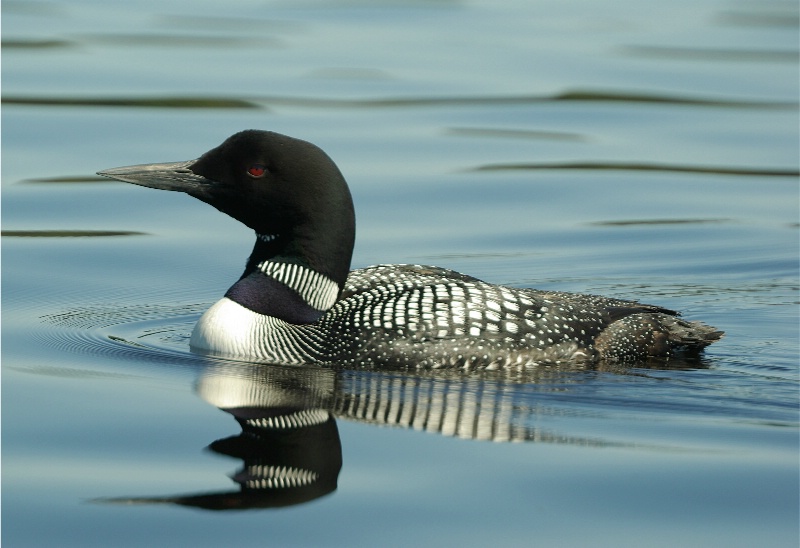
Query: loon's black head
98,130,356,286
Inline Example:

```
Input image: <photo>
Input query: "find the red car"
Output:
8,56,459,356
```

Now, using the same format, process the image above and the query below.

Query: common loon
98,130,722,368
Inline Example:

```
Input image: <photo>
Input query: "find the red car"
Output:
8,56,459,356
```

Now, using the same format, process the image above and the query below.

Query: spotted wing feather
315,265,721,368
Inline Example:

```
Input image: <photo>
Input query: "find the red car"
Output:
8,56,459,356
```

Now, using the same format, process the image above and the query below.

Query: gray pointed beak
97,159,214,193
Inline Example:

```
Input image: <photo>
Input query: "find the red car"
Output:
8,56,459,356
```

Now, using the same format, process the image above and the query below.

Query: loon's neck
209,145,356,325
224,232,347,324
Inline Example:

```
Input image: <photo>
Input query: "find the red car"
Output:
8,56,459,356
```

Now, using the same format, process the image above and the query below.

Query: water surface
3,0,798,546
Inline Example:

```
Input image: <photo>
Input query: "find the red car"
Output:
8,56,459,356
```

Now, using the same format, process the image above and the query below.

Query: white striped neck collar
257,260,340,312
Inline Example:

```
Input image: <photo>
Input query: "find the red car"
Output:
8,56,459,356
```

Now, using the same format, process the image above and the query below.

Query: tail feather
596,313,723,362
661,316,724,348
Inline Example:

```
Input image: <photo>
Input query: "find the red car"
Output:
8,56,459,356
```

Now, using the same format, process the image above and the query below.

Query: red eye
247,164,267,178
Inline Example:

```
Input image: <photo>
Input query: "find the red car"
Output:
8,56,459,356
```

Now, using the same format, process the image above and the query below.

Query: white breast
190,297,310,364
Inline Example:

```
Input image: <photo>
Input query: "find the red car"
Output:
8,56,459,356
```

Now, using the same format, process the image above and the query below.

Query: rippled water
3,0,799,546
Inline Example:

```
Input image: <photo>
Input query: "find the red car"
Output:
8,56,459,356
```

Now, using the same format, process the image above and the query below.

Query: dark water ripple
37,303,207,367
619,45,800,63
1,38,76,49
470,162,799,177
716,7,800,28
4,89,796,110
75,33,280,48
446,127,589,142
1,96,260,109
2,230,147,237
19,175,122,184
587,218,733,226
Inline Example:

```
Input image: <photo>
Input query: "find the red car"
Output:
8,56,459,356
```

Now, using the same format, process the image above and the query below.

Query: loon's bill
98,160,215,194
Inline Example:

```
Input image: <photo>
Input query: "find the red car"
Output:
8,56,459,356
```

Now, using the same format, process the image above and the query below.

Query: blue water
3,0,799,546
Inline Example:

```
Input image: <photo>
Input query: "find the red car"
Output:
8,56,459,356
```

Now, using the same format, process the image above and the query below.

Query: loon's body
99,130,722,369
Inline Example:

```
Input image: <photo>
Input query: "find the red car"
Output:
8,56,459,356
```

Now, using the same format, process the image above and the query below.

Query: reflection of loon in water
96,362,678,510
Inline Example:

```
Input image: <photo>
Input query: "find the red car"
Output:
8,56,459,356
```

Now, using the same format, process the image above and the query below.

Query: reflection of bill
94,362,647,511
